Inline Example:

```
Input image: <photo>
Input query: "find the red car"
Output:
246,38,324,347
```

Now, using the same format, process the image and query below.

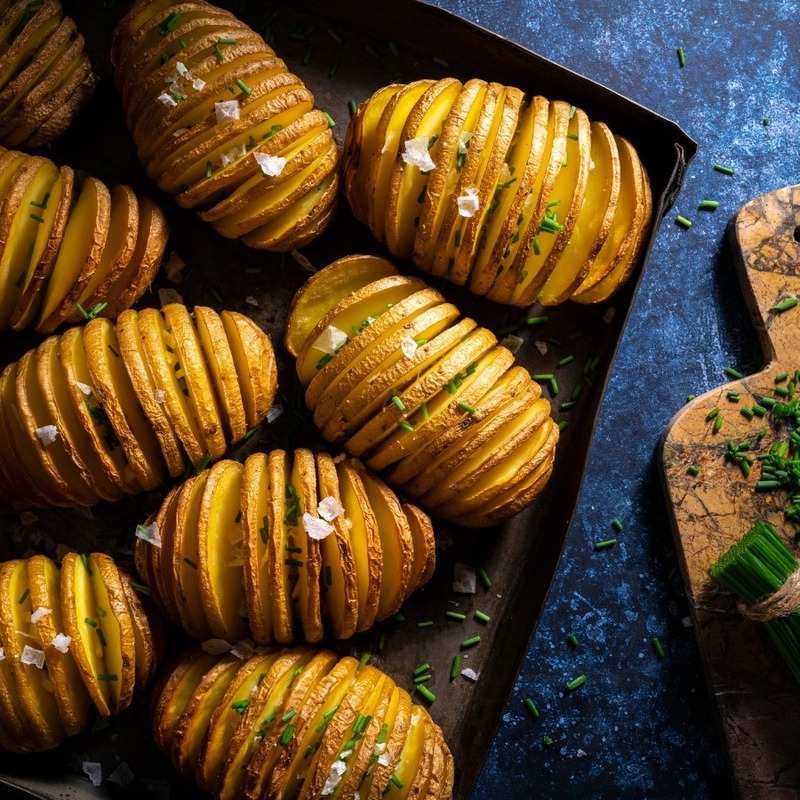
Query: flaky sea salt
77,381,93,396
254,152,286,177
35,425,58,446
245,296,259,307
0,647,4,661
30,607,51,623
135,521,161,548
157,92,177,107
51,633,71,653
401,136,436,172
201,639,233,655
192,77,206,91
321,759,347,795
400,335,418,359
452,563,477,594
303,512,334,541
220,143,246,167
457,187,480,217
266,403,284,423
175,61,190,78
534,340,548,356
155,389,166,404
317,496,344,522
500,334,524,354
313,325,348,355
21,645,45,669
461,667,479,682
215,99,240,123
82,762,102,787
378,753,391,767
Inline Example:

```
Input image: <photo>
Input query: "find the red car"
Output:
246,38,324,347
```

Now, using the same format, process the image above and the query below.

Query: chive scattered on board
771,297,798,314
526,315,548,326
461,635,481,650
675,215,692,229
698,199,719,211
446,611,466,621
524,698,540,719
713,164,735,176
450,654,461,682
611,518,623,533
652,637,666,659
676,46,686,68
416,684,436,704
474,610,491,624
567,633,579,648
723,366,744,380
543,735,554,747
594,538,617,551
686,465,700,477
565,674,587,692
477,567,492,590
416,620,434,629
413,662,431,676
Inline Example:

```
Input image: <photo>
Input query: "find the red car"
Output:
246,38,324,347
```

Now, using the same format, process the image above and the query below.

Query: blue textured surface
421,1,800,798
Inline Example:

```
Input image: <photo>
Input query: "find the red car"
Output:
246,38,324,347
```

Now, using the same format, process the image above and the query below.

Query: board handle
732,184,800,364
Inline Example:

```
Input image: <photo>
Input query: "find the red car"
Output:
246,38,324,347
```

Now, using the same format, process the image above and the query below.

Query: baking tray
0,1,696,797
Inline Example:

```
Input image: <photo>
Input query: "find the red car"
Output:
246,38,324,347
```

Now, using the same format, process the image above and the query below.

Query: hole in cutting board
793,224,800,244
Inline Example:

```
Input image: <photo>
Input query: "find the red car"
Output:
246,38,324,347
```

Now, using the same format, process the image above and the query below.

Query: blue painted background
420,1,800,798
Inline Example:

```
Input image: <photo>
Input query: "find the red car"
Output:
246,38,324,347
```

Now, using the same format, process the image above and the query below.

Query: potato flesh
345,77,651,306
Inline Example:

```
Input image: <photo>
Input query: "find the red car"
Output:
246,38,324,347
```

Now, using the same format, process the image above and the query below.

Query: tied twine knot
738,567,800,622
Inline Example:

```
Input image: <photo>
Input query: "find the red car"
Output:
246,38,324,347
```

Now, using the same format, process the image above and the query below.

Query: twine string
738,567,800,621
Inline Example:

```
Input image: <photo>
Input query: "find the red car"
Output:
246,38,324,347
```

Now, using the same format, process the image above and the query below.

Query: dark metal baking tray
0,0,696,797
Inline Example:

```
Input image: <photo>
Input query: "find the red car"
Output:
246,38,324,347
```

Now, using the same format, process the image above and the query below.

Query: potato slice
538,120,620,305
382,706,431,800
195,305,247,442
336,460,382,634
315,453,359,640
266,449,293,643
150,484,183,627
512,107,592,305
0,1,60,91
360,687,412,800
152,649,218,752
171,655,240,777
58,327,139,494
37,176,110,333
0,559,65,750
116,308,185,477
196,652,279,794
355,466,413,620
83,317,166,490
60,552,111,717
384,78,462,258
9,165,72,331
403,504,436,593
285,254,397,358
197,459,248,641
241,452,272,643
163,303,226,458
220,309,277,429
241,650,339,800
88,553,137,714
171,471,213,640
138,306,206,466
218,649,312,800
0,633,33,751
119,571,157,688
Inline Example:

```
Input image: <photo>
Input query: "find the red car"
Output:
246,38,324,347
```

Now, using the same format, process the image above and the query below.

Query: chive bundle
709,520,800,683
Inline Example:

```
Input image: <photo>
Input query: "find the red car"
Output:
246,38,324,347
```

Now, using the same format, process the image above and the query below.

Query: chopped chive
325,111,336,128
159,11,182,35
29,213,44,223
183,557,197,569
713,164,735,176
771,297,798,314
393,612,406,624
235,78,252,96
416,620,434,629
723,366,744,380
446,611,466,621
611,518,623,533
651,637,665,659
568,104,577,119
713,414,724,433
675,215,692,229
420,403,430,421
676,46,686,67
558,420,569,432
565,674,587,692
96,627,106,648
358,652,371,668
686,465,700,477
84,617,97,628
17,588,29,604
524,698,540,719
457,401,476,414
726,392,740,402
231,698,250,714
543,735,555,747
97,673,118,681
281,709,297,722
450,654,462,682
532,237,541,256
415,685,436,704
413,673,432,685
398,420,415,433
752,404,767,417
474,610,491,624
567,633,579,648
347,99,357,117
594,538,617,551
526,315,548,326
478,567,492,590
558,355,575,368
413,662,431,676
391,395,406,412
705,407,720,421
698,199,719,211
390,773,404,789
461,635,480,650
775,372,789,383
740,406,754,420
278,724,295,746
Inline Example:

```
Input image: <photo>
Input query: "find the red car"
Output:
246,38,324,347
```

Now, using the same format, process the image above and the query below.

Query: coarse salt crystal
339,749,353,760
401,136,436,173
215,99,240,123
30,607,51,623
51,633,71,653
254,152,286,177
0,647,4,661
245,296,259,307
135,521,161,548
378,753,391,767
21,645,45,669
172,127,189,138
534,340,548,356
82,762,102,787
313,325,348,355
303,512,334,541
77,381,93,396
221,143,246,167
158,92,177,107
452,563,476,594
175,61,190,77
35,425,58,446
457,186,480,217
400,335,418,359
500,334,524,354
155,389,166,404
321,759,347,796
192,77,206,91
374,742,386,755
317,496,344,522
461,667,479,681
201,639,233,655
266,403,283,423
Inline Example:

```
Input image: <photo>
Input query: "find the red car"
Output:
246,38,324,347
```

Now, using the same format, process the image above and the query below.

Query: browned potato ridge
286,255,559,527
0,304,277,507
136,448,434,645
0,147,169,333
112,0,338,253
0,0,95,148
0,551,157,753
343,79,652,306
154,647,454,800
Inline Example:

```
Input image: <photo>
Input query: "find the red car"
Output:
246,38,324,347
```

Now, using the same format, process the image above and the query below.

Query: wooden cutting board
662,184,800,799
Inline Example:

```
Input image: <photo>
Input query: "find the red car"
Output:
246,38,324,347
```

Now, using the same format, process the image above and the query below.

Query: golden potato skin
0,551,157,753
0,0,95,148
0,304,277,507
343,79,651,307
0,147,169,333
287,255,560,527
136,448,435,644
112,0,338,253
154,647,454,800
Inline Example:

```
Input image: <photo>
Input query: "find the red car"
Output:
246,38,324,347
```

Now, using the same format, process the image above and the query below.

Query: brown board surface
662,185,800,800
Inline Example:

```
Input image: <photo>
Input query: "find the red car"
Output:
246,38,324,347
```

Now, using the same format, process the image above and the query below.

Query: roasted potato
0,304,277,507
0,551,157,753
111,0,338,253
0,147,169,333
0,1,94,148
286,255,559,527
136,448,434,644
154,647,454,799
343,79,652,306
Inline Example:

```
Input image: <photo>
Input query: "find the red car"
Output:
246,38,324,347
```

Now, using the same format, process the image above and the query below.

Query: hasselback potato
135,448,435,645
0,552,157,753
343,79,652,306
154,647,453,800
0,147,168,333
112,0,338,252
286,255,559,527
0,0,94,148
0,304,277,507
